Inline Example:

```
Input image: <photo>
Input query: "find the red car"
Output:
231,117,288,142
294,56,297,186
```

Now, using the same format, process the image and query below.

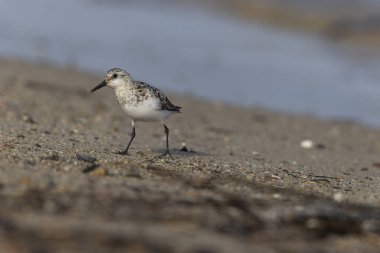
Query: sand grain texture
0,58,380,252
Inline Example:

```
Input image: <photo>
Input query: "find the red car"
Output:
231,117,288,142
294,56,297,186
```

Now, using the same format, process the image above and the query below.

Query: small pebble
180,142,188,152
22,114,36,124
333,192,344,203
90,167,107,177
301,140,314,149
76,154,97,163
316,143,326,149
82,164,100,173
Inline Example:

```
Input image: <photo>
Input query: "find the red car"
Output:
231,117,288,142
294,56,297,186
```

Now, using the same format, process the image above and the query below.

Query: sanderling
91,68,181,157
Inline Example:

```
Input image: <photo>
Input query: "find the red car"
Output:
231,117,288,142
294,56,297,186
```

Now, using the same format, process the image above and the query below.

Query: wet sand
1,58,380,252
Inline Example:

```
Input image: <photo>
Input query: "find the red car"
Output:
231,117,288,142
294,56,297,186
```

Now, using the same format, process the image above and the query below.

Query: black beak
91,80,107,92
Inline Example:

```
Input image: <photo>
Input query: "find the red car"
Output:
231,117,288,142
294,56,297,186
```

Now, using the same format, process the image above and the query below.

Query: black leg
163,124,173,158
118,125,136,155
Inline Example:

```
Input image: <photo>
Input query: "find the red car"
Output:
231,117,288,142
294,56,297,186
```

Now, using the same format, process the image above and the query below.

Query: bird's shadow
154,148,209,157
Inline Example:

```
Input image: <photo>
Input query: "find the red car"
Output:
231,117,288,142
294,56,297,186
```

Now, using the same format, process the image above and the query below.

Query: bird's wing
135,81,181,112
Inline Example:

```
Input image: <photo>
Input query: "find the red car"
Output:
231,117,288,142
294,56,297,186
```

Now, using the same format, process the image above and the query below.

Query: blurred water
1,0,380,126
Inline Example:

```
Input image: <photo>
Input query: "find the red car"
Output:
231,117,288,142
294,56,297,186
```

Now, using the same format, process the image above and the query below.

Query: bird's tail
172,106,182,113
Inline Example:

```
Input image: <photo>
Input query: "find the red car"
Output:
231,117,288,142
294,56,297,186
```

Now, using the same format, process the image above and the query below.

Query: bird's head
91,68,132,92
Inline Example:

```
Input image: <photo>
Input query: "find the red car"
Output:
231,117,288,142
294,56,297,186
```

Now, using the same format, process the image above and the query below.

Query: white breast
114,84,175,122
123,97,174,122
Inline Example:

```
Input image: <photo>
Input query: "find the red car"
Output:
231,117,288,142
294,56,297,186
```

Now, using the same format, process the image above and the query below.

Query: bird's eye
112,73,118,78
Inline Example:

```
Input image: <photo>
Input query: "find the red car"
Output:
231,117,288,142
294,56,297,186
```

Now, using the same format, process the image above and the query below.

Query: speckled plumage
91,68,181,157
134,81,181,112
115,79,181,116
110,72,181,122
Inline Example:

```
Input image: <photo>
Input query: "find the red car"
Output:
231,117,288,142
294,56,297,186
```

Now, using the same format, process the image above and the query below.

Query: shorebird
91,68,181,157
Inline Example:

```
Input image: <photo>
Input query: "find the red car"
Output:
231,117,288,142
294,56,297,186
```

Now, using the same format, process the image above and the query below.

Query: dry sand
0,58,380,252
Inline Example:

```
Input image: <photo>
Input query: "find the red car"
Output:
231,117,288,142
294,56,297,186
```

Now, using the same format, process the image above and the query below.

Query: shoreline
208,0,380,47
1,58,380,252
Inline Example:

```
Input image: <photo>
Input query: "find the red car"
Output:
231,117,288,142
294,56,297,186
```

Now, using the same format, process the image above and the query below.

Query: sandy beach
1,58,380,252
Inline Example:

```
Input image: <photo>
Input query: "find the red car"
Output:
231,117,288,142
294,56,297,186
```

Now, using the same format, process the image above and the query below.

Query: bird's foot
159,150,173,159
114,149,129,155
